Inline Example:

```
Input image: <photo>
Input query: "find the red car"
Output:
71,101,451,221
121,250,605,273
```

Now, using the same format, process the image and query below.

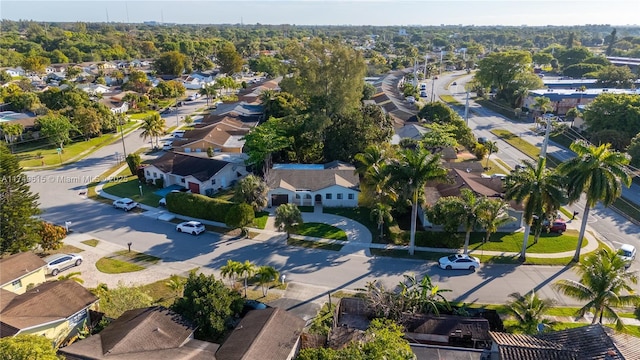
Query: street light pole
540,115,553,158
119,114,127,157
464,91,470,125
431,77,436,103
175,95,179,128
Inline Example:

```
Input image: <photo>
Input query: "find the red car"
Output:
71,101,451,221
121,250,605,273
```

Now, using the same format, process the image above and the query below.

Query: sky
1,0,638,27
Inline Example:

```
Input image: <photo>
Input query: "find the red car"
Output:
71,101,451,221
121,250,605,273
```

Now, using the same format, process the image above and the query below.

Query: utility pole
464,91,470,125
119,114,127,157
540,115,553,158
431,77,436,102
175,95,179,128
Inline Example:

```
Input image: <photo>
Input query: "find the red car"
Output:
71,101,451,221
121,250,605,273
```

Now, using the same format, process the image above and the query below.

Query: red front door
188,182,200,194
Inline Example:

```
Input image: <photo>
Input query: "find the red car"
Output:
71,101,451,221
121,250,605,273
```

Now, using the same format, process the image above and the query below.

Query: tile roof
408,315,491,342
0,280,98,332
266,163,360,192
148,152,230,182
59,307,219,360
490,325,631,360
0,252,46,286
216,308,305,360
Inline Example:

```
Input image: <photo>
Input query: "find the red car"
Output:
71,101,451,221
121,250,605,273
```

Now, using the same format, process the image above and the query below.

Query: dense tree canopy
0,334,60,360
475,50,533,100
154,51,189,76
583,94,640,143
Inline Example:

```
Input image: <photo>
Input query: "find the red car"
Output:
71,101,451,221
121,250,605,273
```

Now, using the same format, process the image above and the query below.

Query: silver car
45,253,83,276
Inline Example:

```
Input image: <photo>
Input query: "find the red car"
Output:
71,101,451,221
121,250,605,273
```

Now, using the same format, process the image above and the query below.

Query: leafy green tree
362,82,377,100
627,132,640,168
388,149,448,255
249,55,285,77
557,46,593,68
21,55,50,73
1,123,24,152
165,274,185,297
171,272,244,342
595,65,637,89
274,203,303,238
199,84,217,108
477,198,514,244
421,123,458,152
216,41,244,74
418,102,458,123
280,38,366,117
154,51,189,76
0,334,60,360
93,282,154,319
255,265,279,296
475,50,532,101
429,189,483,254
39,221,66,252
233,174,268,211
225,203,255,236
37,113,75,151
563,63,603,78
606,29,617,56
590,129,630,151
6,91,42,113
504,291,557,334
583,94,640,140
558,141,632,261
0,144,41,253
126,153,141,176
553,248,640,330
242,118,291,170
504,158,566,261
72,107,102,140
532,52,554,66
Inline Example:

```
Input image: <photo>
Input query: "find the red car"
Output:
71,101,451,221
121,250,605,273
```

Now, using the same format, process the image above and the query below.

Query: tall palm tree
504,158,566,261
553,248,640,330
140,113,164,149
275,203,303,239
220,260,242,287
558,141,632,261
199,84,217,108
255,265,279,296
259,89,276,118
238,260,257,298
354,145,386,179
484,141,498,169
455,189,483,254
165,274,185,297
512,87,528,109
504,291,557,334
477,198,514,244
370,202,393,241
389,148,449,255
533,96,552,118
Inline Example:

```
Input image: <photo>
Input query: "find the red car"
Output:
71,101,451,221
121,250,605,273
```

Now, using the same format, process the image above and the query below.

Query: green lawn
114,250,161,264
95,257,145,273
252,211,269,229
491,129,560,167
128,111,157,120
466,230,584,253
102,172,163,207
291,222,347,240
81,239,99,247
323,207,376,239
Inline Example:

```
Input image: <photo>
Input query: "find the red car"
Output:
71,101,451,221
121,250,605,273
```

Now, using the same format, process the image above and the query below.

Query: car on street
419,83,427,90
439,254,480,271
45,253,83,276
477,137,487,144
549,219,567,234
619,244,636,268
420,90,428,97
173,130,186,138
113,198,139,211
176,221,206,235
406,96,416,104
452,81,457,85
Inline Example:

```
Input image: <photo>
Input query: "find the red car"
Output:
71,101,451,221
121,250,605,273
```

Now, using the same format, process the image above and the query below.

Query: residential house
391,123,429,145
172,117,251,154
489,324,640,360
216,307,305,360
145,151,247,195
58,306,219,360
3,67,25,77
404,314,492,349
78,83,111,96
523,88,640,116
98,92,131,114
0,280,99,345
212,101,264,123
266,162,360,207
421,162,523,230
0,252,47,295
46,64,67,74
180,72,216,90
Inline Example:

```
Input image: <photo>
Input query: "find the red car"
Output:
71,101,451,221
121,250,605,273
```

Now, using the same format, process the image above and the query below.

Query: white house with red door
144,152,247,195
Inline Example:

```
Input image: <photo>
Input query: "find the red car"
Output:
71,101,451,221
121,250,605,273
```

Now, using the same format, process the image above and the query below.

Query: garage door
271,194,288,206
188,182,200,194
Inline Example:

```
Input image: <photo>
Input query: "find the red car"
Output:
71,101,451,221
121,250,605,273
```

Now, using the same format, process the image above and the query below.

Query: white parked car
176,221,206,235
439,254,480,271
619,244,637,268
113,198,139,211
45,253,83,276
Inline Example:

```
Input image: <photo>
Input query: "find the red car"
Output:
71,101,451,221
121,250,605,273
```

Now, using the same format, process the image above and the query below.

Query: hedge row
166,192,234,223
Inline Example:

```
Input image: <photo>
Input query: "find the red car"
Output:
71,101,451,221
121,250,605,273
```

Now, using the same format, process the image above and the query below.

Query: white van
173,130,186,138
619,244,636,268
420,83,427,91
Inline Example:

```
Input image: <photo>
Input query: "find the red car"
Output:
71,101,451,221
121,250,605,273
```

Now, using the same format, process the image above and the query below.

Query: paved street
22,78,639,311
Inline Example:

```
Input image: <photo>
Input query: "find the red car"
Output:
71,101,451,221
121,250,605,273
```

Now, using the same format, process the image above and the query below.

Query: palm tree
398,274,452,316
370,202,393,241
58,272,84,284
238,260,257,298
275,203,303,239
199,84,217,108
504,291,556,334
389,148,449,255
255,265,279,296
553,248,640,330
220,260,242,287
259,89,276,118
477,198,514,244
455,189,484,254
165,274,185,297
140,113,164,149
233,174,269,212
354,145,386,179
512,87,528,109
484,141,498,169
533,96,552,118
504,158,566,261
558,141,632,261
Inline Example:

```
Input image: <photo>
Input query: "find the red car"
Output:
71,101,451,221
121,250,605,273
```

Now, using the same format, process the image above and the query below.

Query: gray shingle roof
266,162,359,192
149,152,230,182
0,252,46,286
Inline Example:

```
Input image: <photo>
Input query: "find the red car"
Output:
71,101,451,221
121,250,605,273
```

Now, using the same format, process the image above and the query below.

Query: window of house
180,178,185,183
295,194,300,199
305,194,311,199
212,179,216,185
337,193,343,200
326,193,332,200
12,279,22,290
146,171,150,177
153,172,157,178
348,194,354,200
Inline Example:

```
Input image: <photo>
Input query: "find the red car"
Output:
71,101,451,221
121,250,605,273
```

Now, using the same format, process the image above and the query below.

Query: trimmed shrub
166,192,234,223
